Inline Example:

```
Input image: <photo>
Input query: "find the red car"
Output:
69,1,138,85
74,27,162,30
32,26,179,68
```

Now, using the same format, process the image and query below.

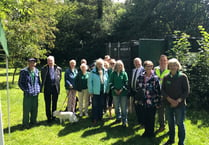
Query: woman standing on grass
74,63,89,117
88,58,109,124
136,60,161,137
109,60,129,127
106,59,116,118
65,59,78,113
162,58,190,145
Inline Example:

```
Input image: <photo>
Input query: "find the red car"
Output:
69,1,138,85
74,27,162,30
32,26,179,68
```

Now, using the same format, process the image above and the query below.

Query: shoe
147,133,155,138
47,119,52,123
22,124,30,129
29,122,37,127
142,131,155,138
139,125,144,129
122,123,127,128
93,119,97,124
79,113,83,117
84,112,88,117
114,119,121,124
158,126,165,132
155,126,165,134
142,132,148,137
164,140,175,145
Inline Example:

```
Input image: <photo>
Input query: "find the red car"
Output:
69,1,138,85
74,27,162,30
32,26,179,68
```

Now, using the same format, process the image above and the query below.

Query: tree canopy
1,0,209,64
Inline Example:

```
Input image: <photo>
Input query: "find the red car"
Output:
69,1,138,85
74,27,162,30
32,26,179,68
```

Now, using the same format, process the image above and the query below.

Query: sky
113,0,126,3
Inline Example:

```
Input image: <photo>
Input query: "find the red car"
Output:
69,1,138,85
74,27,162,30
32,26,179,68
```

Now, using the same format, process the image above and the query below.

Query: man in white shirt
130,57,144,125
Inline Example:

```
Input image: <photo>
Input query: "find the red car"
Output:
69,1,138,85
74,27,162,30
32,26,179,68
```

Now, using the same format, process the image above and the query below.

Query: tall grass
0,68,208,145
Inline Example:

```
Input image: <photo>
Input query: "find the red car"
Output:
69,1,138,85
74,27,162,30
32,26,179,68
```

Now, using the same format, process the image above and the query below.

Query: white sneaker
85,112,88,117
79,113,83,117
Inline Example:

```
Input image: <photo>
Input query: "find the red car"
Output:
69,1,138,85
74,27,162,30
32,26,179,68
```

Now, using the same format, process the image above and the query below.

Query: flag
0,21,9,56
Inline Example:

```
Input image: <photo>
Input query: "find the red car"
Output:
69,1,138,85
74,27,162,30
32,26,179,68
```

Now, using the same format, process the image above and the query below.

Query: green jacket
109,71,128,96
74,71,89,91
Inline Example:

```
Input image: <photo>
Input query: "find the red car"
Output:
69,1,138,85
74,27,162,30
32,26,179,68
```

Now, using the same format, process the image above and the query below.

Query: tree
112,0,209,40
187,26,209,110
3,0,59,83
53,0,125,64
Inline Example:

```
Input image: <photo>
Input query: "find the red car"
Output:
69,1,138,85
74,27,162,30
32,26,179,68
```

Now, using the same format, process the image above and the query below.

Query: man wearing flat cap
18,58,41,129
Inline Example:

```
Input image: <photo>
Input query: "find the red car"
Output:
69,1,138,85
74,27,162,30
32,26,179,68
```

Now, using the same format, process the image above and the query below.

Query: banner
0,22,9,56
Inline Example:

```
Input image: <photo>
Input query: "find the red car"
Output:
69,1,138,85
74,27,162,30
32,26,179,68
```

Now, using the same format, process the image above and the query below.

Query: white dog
53,111,79,124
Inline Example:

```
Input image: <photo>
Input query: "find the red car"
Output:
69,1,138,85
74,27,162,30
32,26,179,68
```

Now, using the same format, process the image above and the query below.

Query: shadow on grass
0,72,15,77
186,109,209,128
58,117,92,137
79,117,168,145
3,120,55,134
111,133,168,145
0,81,18,90
82,123,135,139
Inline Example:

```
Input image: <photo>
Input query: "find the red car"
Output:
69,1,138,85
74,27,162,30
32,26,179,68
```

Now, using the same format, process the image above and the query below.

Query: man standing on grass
41,56,62,123
131,57,144,126
154,55,170,133
18,58,41,129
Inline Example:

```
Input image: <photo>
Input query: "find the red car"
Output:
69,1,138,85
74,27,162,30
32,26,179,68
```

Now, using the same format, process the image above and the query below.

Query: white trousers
78,89,89,113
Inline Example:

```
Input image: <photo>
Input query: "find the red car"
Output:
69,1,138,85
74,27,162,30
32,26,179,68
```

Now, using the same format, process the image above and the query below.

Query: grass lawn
0,68,209,145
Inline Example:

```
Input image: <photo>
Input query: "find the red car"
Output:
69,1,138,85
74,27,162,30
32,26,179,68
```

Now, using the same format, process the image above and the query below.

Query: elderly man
18,58,41,129
131,57,144,125
41,56,62,123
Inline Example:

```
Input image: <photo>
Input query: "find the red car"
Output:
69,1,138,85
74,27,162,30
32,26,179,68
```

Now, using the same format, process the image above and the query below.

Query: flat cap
28,58,37,62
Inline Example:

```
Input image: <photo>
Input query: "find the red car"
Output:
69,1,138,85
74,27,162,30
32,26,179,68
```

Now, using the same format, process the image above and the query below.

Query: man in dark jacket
41,56,62,123
131,57,144,125
18,58,41,129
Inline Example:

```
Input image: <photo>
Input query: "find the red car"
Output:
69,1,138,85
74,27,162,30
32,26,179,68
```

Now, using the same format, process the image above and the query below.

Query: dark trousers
23,93,38,126
157,100,165,128
92,94,104,121
134,94,145,125
44,85,58,121
144,107,156,136
103,93,108,111
108,91,113,107
134,103,145,125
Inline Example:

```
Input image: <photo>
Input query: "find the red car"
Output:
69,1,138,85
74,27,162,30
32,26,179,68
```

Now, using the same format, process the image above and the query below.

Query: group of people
18,54,190,145
18,56,62,126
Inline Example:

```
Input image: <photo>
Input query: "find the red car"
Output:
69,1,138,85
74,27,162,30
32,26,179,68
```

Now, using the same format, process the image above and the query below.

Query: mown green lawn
0,68,209,145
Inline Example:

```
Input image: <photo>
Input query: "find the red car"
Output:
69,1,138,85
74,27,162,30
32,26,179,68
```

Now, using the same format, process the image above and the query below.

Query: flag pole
6,56,10,135
0,89,5,145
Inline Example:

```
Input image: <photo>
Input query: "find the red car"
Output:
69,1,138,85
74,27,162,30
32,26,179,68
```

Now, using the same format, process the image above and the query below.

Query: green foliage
53,0,125,64
167,31,192,70
112,0,209,40
187,26,209,110
4,0,59,68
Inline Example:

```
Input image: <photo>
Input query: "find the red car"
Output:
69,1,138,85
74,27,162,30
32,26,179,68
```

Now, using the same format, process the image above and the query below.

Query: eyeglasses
145,65,153,68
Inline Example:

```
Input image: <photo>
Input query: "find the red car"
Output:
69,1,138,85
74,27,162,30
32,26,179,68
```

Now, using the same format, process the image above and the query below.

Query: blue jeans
166,105,186,145
113,95,128,124
92,94,104,121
